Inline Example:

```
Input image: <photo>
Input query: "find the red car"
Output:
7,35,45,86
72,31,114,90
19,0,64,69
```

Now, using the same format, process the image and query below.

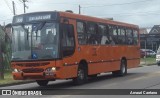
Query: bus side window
117,27,121,45
118,27,126,45
133,30,138,45
87,23,98,45
126,29,133,45
109,26,115,45
62,24,75,57
111,26,117,45
99,24,109,45
77,21,87,45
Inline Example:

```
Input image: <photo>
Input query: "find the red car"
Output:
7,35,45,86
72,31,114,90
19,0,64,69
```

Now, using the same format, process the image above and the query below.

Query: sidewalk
0,80,34,87
139,61,156,67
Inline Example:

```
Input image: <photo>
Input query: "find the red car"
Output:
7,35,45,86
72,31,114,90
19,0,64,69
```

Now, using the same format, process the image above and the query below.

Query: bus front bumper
12,72,56,80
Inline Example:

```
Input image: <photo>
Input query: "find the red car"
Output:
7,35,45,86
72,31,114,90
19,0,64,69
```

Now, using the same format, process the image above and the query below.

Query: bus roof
58,11,139,29
12,11,139,29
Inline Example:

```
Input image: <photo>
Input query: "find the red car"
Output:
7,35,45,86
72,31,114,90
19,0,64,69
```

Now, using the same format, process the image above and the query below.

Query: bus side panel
56,65,78,79
127,59,140,69
84,45,121,75
87,61,120,75
127,46,140,68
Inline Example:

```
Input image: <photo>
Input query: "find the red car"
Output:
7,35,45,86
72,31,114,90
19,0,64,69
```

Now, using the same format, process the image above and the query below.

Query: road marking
130,76,147,81
129,71,160,82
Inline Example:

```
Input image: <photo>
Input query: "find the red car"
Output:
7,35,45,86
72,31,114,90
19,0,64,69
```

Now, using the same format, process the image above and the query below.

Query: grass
140,57,156,65
0,70,31,86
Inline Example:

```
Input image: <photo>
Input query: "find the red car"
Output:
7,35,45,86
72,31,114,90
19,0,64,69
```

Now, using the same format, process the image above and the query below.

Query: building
140,28,148,34
149,25,160,34
140,25,160,51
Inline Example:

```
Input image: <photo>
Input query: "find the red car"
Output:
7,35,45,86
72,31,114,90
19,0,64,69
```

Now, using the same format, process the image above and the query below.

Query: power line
29,2,97,6
97,12,160,18
97,10,160,16
83,0,153,8
26,0,153,6
3,0,13,14
0,18,12,21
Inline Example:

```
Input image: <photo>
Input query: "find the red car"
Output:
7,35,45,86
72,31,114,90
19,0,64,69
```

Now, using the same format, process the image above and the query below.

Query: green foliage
140,57,156,65
0,26,11,70
0,70,27,85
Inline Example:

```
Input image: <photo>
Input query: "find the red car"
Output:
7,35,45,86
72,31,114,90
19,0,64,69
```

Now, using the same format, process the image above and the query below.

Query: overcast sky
0,0,160,28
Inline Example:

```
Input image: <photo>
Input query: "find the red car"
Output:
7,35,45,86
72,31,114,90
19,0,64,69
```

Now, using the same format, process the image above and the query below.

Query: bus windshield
12,22,59,61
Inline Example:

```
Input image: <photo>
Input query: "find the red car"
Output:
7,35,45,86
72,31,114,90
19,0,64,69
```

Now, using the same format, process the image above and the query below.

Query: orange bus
11,11,140,86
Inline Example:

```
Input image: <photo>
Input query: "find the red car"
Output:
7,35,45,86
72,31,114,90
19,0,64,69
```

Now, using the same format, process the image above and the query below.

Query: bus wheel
73,64,88,85
112,60,127,76
36,80,49,86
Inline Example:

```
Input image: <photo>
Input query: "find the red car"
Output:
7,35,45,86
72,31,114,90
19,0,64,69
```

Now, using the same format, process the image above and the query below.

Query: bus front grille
16,62,50,67
22,68,44,73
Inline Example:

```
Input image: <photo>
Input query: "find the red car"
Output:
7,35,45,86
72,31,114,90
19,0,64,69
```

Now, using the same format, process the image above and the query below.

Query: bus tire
36,80,49,86
73,64,88,85
112,60,127,76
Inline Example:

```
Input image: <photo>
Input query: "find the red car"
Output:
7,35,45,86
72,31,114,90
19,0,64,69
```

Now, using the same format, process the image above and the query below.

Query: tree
0,25,6,80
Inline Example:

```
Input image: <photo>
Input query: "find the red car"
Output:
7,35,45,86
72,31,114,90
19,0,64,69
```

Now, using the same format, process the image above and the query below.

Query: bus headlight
45,67,56,72
13,68,21,72
51,67,56,71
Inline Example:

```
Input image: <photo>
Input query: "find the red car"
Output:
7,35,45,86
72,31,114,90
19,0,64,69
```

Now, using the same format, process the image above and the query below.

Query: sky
0,0,160,28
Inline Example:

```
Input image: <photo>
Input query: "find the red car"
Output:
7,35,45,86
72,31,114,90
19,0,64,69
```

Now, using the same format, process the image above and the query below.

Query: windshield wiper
26,27,29,40
34,22,46,40
20,24,29,40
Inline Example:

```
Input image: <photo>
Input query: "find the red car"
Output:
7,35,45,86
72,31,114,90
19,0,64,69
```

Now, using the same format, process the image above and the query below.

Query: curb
0,81,35,87
138,63,157,67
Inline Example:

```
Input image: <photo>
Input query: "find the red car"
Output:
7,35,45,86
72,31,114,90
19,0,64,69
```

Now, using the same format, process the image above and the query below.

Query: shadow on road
28,72,148,90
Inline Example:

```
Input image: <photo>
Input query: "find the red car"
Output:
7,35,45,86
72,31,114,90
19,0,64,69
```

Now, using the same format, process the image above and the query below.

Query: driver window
61,24,75,57
62,24,74,47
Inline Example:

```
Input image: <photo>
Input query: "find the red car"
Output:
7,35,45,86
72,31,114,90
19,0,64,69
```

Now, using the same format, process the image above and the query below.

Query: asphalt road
1,65,160,98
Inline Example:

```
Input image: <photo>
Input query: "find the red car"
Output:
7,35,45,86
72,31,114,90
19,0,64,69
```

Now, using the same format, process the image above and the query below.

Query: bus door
59,18,77,78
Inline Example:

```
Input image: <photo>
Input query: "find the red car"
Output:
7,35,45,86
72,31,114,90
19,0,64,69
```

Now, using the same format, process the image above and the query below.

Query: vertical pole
12,1,16,15
152,41,153,50
156,43,157,51
144,40,146,65
3,22,5,27
22,0,28,13
79,5,81,14
23,0,26,13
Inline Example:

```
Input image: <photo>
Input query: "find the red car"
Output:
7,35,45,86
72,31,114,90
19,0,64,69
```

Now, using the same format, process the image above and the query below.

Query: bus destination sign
12,12,58,24
28,14,51,22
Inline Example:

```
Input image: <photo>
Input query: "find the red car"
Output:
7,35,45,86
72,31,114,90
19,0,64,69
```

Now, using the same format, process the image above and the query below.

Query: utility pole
3,22,5,27
21,0,28,13
12,1,16,15
79,5,81,14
